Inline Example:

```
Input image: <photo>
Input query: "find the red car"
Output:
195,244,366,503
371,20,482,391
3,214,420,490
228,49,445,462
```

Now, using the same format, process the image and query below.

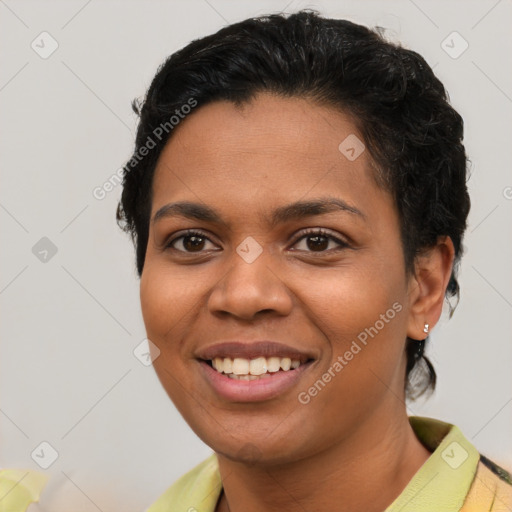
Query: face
140,93,418,465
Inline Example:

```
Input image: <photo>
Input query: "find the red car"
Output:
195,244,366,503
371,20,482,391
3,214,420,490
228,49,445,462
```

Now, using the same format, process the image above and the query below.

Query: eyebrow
152,197,366,227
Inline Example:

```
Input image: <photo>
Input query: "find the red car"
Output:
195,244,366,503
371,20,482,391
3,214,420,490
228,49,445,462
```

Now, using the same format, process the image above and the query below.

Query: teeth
232,358,250,375
223,357,233,373
267,357,281,372
210,356,303,376
249,357,267,375
229,373,272,380
280,357,291,371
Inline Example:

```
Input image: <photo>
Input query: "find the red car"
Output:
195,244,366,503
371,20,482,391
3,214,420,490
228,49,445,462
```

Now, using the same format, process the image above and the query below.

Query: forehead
156,93,366,169
150,93,390,222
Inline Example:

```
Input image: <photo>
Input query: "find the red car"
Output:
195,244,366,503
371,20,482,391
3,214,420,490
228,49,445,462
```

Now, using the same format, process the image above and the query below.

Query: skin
140,92,455,512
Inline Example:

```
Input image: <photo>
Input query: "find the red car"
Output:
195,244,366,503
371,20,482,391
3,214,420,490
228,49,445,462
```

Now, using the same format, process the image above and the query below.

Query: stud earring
423,323,429,334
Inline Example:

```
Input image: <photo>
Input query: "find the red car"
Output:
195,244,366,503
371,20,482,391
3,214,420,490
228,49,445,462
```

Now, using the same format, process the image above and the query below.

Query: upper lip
196,341,316,363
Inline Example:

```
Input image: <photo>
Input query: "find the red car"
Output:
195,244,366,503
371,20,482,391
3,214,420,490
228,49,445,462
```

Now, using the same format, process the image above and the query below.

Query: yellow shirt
146,416,512,512
2,417,510,511
0,469,48,512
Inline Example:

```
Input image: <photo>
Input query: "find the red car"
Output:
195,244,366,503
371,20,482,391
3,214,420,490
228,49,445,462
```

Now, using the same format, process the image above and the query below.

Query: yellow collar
147,416,480,512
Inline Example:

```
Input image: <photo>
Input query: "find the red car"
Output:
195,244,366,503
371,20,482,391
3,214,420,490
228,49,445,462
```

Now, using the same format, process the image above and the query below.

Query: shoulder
0,469,48,512
407,416,512,511
461,455,512,511
479,454,512,486
145,453,222,512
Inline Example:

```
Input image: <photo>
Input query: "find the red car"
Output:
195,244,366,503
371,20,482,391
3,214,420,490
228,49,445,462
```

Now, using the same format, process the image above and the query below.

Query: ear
406,236,455,340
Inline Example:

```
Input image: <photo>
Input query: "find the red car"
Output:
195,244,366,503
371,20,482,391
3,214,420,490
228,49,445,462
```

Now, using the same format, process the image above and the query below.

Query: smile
198,358,315,402
209,356,303,380
195,341,317,401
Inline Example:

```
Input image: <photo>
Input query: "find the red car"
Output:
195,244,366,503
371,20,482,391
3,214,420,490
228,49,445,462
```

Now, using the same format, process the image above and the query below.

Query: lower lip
198,360,314,402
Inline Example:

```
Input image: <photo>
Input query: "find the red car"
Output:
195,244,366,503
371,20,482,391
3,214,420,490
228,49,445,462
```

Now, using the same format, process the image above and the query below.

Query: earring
423,323,429,334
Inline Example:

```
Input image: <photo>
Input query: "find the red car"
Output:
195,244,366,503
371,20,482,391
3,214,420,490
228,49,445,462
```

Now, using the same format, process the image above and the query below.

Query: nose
207,247,293,320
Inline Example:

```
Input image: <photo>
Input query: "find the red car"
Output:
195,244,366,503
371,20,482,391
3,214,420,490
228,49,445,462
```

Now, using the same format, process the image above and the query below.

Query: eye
164,228,350,255
165,229,218,253
291,228,350,253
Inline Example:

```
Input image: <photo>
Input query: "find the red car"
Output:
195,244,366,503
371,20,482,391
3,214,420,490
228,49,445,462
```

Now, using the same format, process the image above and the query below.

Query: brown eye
165,230,217,253
305,234,329,251
182,234,206,252
292,229,349,253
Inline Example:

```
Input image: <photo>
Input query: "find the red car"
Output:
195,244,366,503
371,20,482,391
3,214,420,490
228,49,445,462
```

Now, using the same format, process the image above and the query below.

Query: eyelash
164,228,350,254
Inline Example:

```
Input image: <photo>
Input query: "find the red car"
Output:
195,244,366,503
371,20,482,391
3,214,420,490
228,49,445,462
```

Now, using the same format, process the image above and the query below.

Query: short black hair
117,10,471,400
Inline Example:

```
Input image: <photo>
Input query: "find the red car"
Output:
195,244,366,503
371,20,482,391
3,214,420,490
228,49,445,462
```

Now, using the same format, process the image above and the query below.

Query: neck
215,409,431,512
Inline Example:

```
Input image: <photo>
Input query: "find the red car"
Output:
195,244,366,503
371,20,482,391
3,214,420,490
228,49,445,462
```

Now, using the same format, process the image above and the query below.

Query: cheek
297,261,407,343
292,262,408,397
140,270,171,343
140,258,207,324
139,262,201,358
139,263,203,412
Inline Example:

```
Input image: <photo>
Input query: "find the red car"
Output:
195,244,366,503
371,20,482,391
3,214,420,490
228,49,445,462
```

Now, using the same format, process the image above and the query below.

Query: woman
115,10,511,512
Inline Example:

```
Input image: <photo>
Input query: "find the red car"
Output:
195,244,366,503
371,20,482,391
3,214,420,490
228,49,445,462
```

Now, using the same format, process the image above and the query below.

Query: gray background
1,0,511,510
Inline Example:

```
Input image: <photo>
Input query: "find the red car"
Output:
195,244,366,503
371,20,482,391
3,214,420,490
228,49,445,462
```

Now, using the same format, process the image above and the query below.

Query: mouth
195,341,317,402
204,356,310,380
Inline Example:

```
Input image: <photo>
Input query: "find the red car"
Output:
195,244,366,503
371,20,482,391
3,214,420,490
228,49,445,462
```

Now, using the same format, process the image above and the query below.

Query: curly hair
117,10,471,400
